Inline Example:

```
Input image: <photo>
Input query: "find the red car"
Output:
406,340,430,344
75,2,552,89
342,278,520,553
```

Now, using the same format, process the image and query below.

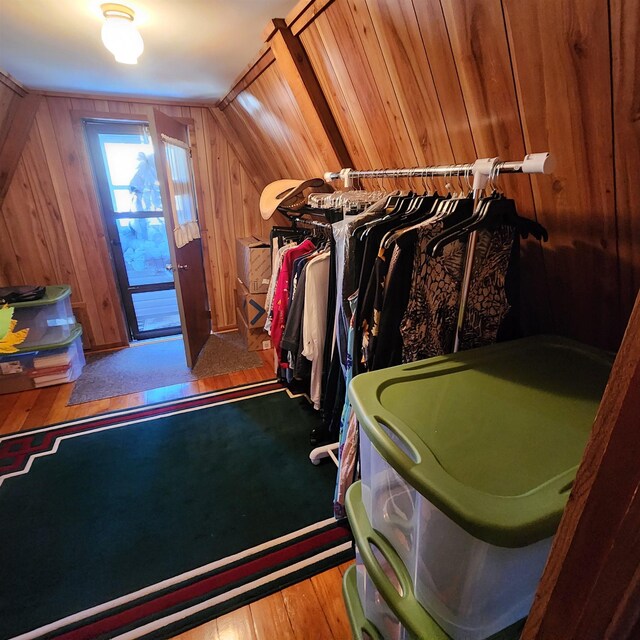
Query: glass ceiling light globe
101,4,144,65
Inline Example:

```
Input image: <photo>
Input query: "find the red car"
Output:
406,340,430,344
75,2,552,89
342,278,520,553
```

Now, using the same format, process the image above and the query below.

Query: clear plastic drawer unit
349,336,612,640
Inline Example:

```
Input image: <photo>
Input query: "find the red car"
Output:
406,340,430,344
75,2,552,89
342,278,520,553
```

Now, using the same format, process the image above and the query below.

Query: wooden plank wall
0,80,19,134
0,96,265,348
2,0,637,351
218,0,639,351
218,57,329,185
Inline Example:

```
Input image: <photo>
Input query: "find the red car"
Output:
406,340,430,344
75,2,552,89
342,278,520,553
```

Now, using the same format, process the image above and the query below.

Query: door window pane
132,289,180,333
116,217,173,286
98,131,162,213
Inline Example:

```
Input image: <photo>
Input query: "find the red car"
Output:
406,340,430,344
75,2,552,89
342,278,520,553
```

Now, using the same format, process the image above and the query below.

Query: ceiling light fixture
101,3,144,65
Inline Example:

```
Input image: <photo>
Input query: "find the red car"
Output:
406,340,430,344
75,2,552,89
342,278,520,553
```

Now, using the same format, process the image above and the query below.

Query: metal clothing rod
290,216,332,229
323,153,555,188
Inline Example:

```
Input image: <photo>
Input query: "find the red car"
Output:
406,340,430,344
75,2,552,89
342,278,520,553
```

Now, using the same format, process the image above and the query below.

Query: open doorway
85,120,181,341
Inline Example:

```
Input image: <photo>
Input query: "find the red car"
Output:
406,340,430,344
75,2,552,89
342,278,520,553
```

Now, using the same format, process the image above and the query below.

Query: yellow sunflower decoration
0,305,29,353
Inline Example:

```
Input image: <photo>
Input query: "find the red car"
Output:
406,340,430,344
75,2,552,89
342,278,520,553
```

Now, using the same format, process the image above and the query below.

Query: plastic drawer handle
347,483,450,640
356,622,382,640
362,527,412,607
370,415,421,468
343,565,384,640
359,523,447,639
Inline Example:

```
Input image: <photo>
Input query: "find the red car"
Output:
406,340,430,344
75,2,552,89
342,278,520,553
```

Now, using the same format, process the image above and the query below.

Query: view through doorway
85,120,181,341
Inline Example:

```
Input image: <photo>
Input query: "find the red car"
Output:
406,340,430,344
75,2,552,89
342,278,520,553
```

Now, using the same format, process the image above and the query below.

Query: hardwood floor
0,348,354,640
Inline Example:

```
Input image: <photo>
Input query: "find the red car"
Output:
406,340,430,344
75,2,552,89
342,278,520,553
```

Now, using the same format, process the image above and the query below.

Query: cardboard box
236,236,271,294
235,279,268,329
236,306,272,351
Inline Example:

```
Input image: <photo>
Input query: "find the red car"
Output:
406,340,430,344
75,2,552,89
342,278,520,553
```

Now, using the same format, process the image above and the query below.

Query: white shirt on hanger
302,252,330,410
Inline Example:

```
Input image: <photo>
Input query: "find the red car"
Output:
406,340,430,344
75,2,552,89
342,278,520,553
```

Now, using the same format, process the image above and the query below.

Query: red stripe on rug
0,382,283,477
53,525,351,640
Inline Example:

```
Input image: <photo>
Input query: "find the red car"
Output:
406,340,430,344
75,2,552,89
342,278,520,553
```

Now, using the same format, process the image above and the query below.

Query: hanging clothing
332,195,395,376
457,225,516,350
260,187,534,520
302,252,331,409
400,223,515,362
281,260,310,379
334,293,359,519
271,238,316,363
334,408,359,519
265,242,295,334
372,233,417,370
353,217,406,374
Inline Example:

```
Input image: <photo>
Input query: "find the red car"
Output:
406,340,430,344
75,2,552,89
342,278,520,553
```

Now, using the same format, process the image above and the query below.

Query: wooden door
150,109,210,367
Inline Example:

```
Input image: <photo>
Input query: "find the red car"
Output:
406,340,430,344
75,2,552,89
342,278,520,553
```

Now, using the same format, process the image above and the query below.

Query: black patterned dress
400,222,514,361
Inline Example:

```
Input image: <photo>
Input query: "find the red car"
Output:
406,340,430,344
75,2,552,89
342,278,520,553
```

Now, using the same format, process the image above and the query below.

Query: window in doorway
85,120,181,340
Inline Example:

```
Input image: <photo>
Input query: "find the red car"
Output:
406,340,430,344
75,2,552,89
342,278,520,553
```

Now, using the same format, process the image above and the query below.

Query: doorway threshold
129,334,183,348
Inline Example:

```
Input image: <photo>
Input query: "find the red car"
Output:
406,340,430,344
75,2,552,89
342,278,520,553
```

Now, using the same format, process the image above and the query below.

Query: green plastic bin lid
15,323,82,354
8,285,71,308
348,336,613,547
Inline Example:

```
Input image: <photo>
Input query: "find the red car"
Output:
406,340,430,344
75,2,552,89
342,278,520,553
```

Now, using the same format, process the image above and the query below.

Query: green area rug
0,381,351,640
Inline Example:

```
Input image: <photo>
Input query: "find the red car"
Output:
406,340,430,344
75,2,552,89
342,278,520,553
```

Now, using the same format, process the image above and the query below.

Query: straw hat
259,178,333,220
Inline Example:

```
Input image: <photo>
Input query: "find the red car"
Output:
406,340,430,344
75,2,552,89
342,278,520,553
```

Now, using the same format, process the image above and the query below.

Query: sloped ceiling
0,0,295,100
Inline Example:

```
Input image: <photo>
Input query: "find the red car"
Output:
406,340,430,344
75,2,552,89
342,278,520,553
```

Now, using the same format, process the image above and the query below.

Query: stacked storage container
0,286,85,394
343,336,613,640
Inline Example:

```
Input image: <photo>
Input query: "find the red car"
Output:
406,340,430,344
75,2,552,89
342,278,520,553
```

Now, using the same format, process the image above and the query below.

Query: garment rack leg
310,442,340,466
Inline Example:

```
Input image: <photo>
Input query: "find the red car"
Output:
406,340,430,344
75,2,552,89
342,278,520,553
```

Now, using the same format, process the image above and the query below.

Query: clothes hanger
426,162,501,255
383,164,479,252
427,164,548,256
379,170,448,249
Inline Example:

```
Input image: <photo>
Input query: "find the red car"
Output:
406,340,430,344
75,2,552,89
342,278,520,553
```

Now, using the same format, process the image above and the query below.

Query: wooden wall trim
287,0,336,36
284,0,316,25
0,69,27,97
217,47,276,110
0,92,41,207
611,0,640,339
39,89,215,108
523,290,640,639
70,109,194,127
69,110,149,123
267,18,352,170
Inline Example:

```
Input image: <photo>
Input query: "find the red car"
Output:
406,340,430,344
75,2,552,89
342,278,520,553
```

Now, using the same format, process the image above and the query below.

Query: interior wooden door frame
72,109,148,347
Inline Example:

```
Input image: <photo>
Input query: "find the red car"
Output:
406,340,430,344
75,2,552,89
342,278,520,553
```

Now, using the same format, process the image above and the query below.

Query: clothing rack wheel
309,441,340,466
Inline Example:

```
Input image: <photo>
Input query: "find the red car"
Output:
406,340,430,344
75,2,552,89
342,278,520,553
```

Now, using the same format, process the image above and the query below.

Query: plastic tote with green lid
4,285,75,349
348,336,613,640
0,324,85,394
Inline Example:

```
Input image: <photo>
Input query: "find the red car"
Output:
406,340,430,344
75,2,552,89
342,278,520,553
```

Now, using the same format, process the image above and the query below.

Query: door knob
177,264,189,270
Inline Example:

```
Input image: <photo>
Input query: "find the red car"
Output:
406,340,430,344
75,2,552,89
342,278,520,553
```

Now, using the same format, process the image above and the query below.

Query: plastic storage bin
355,548,412,640
349,336,613,640
343,564,384,640
347,482,529,640
7,285,75,348
0,324,85,394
